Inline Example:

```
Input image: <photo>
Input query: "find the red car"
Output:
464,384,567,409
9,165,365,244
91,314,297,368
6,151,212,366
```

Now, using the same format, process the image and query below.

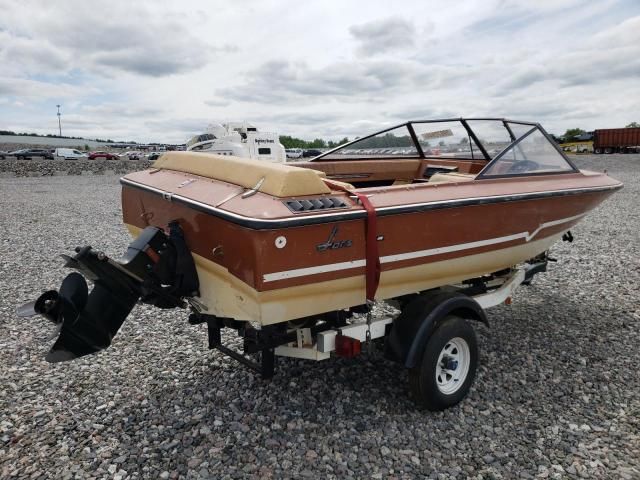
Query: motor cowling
17,221,199,362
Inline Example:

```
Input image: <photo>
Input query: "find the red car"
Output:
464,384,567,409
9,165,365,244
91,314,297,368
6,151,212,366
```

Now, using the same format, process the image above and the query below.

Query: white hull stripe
262,213,585,282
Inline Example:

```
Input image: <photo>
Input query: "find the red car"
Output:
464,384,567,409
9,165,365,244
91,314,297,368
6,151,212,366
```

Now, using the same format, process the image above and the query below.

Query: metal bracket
206,318,275,378
241,177,265,199
473,268,525,309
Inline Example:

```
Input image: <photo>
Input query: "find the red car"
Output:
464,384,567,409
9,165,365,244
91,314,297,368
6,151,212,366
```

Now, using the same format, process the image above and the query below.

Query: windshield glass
319,125,418,160
411,121,483,159
186,133,216,149
479,128,575,177
465,120,515,159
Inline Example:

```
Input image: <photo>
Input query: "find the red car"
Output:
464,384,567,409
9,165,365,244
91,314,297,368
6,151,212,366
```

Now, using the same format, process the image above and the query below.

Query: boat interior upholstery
296,157,486,188
153,152,487,198
153,152,332,197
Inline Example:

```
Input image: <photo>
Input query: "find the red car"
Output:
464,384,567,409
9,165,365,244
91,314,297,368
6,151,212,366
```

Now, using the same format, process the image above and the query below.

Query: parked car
302,149,323,158
88,151,118,160
54,148,88,160
0,150,9,159
285,148,303,159
125,151,143,160
14,149,54,160
147,152,162,161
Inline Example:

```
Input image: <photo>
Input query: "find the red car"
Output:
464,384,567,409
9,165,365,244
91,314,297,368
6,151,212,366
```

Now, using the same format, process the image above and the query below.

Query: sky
0,0,639,143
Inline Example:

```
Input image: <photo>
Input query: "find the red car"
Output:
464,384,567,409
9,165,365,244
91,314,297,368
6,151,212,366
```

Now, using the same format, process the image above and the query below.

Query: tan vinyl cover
429,172,476,184
153,151,331,197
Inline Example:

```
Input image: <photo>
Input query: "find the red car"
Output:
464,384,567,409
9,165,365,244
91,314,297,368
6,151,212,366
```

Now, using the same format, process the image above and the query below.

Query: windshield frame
310,118,542,162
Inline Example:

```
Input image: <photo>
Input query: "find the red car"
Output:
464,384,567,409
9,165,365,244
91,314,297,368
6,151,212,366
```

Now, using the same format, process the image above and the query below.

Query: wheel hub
441,355,458,371
435,337,471,395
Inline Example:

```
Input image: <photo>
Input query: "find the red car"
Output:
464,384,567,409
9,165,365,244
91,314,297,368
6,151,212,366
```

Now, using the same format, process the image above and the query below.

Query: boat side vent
284,197,347,213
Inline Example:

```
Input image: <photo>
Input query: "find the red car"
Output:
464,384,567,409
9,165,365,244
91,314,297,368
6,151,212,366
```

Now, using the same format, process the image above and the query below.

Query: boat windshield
313,119,525,161
186,133,216,149
477,126,577,177
311,118,578,176
318,125,418,160
411,121,484,160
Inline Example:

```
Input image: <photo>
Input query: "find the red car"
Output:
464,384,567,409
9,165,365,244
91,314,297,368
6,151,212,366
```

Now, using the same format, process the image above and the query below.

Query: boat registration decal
262,213,585,282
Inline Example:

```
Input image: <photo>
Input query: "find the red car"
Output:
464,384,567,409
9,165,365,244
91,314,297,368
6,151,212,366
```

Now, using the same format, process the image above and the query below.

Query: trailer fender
385,291,488,369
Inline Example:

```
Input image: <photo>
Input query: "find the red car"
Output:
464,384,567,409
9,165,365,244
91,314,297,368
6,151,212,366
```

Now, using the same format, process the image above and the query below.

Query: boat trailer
17,222,550,410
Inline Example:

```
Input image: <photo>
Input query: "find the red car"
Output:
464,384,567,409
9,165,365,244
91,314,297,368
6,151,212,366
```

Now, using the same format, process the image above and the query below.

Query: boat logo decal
317,226,353,252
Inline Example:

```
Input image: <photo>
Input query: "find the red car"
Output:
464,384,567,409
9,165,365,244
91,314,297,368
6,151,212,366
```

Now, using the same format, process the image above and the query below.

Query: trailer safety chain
350,193,377,350
365,300,373,352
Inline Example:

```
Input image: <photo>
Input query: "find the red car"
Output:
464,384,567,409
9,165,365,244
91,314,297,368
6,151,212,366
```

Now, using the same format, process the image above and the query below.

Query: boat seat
153,152,331,197
428,172,476,184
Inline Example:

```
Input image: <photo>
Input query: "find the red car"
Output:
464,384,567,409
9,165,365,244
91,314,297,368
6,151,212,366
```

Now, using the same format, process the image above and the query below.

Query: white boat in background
186,122,286,163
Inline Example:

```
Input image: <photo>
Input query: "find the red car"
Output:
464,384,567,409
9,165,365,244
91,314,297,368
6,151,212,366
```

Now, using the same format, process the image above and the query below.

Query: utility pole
56,104,62,137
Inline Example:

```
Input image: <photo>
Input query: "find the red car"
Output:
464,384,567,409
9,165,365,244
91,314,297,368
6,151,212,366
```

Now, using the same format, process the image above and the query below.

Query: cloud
0,1,639,142
350,17,416,56
253,111,343,126
217,59,425,104
0,1,234,78
204,98,231,107
0,76,99,100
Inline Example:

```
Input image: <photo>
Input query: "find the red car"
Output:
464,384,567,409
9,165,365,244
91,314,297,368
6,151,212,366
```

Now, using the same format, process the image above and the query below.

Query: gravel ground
0,158,151,177
1,155,638,479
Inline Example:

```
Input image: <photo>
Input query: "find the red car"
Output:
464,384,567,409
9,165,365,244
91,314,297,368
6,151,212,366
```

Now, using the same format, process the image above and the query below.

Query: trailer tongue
17,222,199,362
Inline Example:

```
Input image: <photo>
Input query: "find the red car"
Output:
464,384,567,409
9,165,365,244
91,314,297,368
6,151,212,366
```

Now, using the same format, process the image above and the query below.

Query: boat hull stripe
261,213,585,282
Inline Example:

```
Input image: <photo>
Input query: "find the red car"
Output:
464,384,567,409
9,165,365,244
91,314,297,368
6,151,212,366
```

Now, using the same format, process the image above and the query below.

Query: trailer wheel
409,315,478,411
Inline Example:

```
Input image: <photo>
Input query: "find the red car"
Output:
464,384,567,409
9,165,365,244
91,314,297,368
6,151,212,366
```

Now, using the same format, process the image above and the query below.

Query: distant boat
186,121,286,163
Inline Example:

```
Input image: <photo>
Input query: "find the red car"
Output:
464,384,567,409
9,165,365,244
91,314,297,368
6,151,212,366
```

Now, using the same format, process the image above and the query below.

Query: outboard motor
17,221,199,362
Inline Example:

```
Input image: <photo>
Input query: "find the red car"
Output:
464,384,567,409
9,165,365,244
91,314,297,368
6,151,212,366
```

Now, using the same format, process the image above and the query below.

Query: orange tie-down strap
323,180,381,302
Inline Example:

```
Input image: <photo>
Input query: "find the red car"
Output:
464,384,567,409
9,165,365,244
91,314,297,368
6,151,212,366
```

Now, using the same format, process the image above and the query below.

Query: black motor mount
17,221,199,362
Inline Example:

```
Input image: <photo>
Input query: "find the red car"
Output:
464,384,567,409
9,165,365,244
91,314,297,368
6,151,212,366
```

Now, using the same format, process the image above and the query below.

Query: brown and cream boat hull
120,153,621,325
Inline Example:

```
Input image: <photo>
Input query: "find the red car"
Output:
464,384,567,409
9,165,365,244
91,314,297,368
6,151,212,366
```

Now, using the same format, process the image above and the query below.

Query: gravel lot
1,155,638,479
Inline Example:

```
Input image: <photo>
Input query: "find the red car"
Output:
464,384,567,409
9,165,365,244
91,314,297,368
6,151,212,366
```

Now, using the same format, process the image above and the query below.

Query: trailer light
335,334,361,358
504,296,512,305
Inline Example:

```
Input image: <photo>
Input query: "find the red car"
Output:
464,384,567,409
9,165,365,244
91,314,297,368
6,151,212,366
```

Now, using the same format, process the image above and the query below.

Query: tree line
279,135,351,149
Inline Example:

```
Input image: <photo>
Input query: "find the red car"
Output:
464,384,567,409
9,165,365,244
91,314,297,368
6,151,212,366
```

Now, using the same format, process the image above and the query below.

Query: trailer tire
408,315,478,411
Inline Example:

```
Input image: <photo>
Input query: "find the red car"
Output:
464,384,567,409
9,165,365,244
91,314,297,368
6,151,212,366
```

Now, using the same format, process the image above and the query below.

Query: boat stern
17,222,199,362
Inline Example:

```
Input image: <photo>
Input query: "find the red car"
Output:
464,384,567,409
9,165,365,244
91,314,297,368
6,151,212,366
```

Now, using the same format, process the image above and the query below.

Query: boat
186,121,286,163
18,118,622,408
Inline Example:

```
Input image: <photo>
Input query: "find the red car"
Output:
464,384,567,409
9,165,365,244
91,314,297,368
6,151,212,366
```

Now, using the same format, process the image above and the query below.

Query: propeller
16,272,88,340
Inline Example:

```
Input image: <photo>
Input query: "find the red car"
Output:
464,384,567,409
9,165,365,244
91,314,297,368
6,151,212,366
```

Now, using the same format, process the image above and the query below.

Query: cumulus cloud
216,59,425,104
0,1,233,78
350,17,416,56
204,98,231,107
253,111,343,126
